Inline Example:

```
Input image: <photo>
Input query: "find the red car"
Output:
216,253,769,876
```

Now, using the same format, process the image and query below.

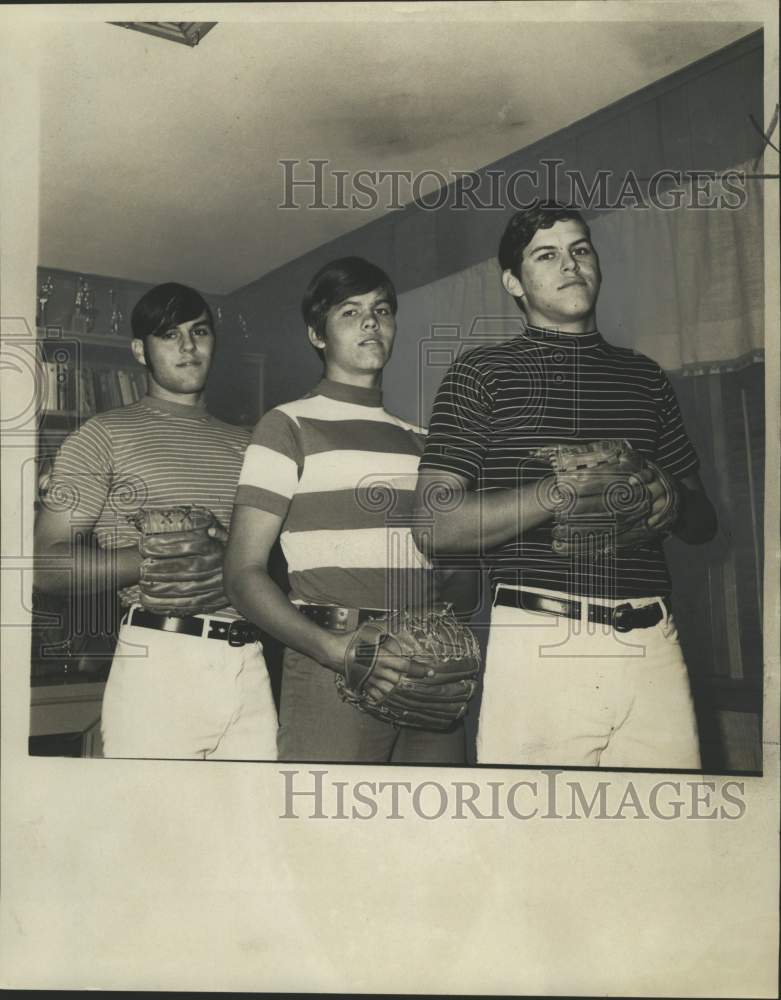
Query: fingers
559,466,651,501
363,677,395,700
647,496,674,528
554,466,657,518
371,656,410,686
645,480,666,507
371,651,434,684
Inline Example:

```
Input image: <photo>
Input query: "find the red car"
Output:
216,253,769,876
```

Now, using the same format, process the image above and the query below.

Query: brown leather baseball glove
335,606,481,730
130,505,229,616
533,439,680,557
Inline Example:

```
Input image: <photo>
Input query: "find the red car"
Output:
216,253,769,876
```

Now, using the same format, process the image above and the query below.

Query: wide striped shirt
235,378,431,610
46,395,250,608
419,326,699,599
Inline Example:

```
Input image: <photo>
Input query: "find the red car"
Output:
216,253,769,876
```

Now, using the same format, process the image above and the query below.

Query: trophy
37,274,55,327
108,287,124,336
237,311,250,346
73,276,96,333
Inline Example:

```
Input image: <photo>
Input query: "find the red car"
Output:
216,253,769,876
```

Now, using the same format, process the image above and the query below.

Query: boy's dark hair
302,257,397,362
131,282,214,341
498,201,590,277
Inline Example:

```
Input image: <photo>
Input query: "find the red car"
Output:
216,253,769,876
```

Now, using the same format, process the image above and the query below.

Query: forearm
226,566,347,672
414,479,553,555
673,484,718,544
34,541,141,596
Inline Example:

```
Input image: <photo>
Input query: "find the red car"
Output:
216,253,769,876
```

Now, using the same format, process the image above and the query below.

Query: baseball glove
335,607,481,730
532,439,679,557
130,505,229,616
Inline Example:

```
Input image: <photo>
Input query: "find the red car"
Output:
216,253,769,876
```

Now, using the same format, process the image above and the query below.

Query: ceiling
38,10,758,295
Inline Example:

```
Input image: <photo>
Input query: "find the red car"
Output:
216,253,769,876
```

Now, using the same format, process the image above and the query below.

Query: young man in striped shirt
414,202,717,769
34,283,278,760
225,257,470,763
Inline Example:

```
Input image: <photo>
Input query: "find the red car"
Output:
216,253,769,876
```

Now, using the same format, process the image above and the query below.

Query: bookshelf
38,327,145,424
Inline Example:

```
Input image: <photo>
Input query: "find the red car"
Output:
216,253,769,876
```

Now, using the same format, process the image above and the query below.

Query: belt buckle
228,621,250,647
331,607,352,631
612,602,634,633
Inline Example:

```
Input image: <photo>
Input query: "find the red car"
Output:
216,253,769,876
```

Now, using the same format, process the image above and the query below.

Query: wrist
315,629,352,674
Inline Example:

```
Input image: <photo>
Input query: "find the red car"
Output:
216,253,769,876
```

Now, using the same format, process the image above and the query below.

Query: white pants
101,610,278,760
476,586,701,769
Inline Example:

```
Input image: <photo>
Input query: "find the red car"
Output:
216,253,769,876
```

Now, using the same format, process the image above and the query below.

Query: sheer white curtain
592,167,763,373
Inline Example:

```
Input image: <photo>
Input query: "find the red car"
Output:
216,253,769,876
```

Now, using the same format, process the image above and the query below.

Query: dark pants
277,646,466,764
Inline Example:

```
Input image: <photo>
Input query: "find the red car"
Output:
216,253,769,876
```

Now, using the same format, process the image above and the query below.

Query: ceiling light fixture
110,22,217,47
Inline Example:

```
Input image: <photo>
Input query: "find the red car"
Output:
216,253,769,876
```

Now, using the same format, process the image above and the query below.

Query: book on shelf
97,369,114,410
44,361,57,412
42,360,74,413
79,367,96,416
56,360,70,411
129,368,146,401
117,368,138,406
41,363,147,418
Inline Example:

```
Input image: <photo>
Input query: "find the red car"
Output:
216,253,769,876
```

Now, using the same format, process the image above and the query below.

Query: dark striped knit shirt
235,378,431,610
419,326,699,599
46,395,250,608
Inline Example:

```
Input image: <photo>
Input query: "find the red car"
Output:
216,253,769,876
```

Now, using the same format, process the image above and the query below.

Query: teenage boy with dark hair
414,202,717,769
225,256,472,764
35,282,278,760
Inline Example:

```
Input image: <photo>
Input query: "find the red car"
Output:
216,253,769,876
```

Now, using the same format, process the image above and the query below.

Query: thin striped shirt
235,378,431,610
419,326,699,599
46,395,250,608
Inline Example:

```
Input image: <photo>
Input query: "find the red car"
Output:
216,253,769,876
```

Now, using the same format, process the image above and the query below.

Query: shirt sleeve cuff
234,484,290,518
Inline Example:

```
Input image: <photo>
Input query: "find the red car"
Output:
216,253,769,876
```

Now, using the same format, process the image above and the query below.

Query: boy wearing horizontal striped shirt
414,202,717,769
34,283,277,760
225,257,472,763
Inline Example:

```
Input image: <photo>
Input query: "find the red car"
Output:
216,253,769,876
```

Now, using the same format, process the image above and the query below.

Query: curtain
666,362,764,771
591,165,764,373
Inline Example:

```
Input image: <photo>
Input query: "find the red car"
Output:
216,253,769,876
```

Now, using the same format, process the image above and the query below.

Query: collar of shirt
139,395,213,421
522,324,605,350
313,377,383,408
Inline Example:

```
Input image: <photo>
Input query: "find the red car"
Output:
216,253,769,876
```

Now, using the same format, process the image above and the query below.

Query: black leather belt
123,607,261,647
495,590,670,633
296,604,385,631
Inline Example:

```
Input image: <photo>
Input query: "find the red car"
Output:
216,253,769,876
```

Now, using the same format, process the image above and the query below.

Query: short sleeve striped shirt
235,378,432,610
419,326,699,599
45,395,250,607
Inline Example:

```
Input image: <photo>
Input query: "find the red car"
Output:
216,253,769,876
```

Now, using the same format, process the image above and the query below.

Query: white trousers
476,586,701,769
101,609,278,760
